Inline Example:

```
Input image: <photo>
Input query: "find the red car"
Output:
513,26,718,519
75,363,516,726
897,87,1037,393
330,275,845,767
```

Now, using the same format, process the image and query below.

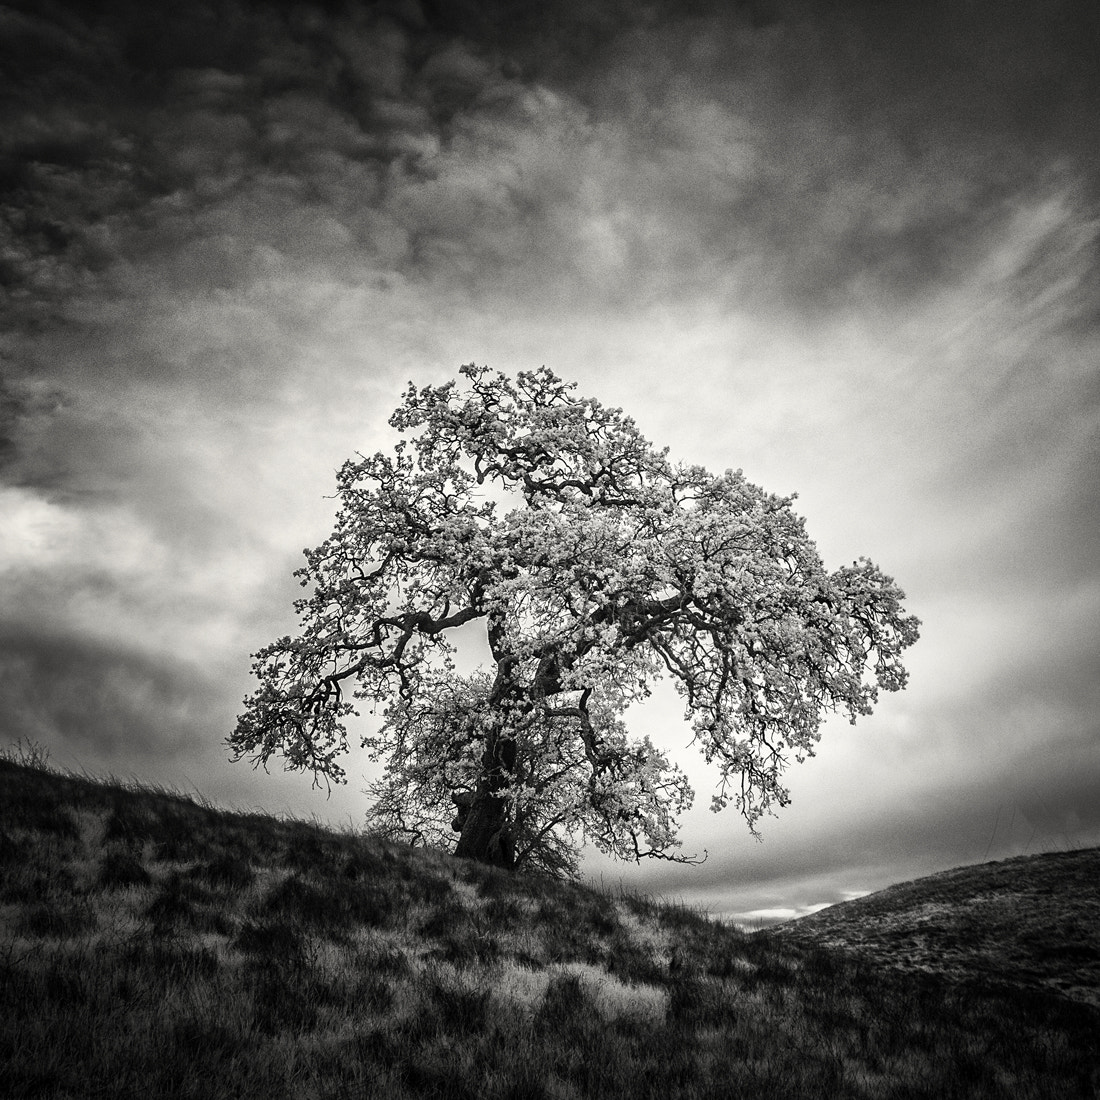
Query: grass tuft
234,918,304,961
99,846,152,889
537,972,598,1033
190,852,254,891
17,900,96,939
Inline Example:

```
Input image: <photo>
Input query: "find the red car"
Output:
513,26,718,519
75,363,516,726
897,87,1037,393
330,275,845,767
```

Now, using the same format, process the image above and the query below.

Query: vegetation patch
98,847,152,890
189,852,254,891
16,900,96,939
1,757,1098,1100
775,848,1100,1008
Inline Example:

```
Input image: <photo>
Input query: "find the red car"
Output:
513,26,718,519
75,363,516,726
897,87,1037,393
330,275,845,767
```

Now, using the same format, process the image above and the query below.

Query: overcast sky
3,0,1098,925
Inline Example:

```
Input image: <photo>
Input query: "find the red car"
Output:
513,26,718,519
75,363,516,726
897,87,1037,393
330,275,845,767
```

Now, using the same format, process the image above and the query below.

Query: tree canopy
230,365,919,874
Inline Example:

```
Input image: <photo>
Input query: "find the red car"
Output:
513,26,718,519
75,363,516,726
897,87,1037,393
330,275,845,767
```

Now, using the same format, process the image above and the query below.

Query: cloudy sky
3,0,1098,925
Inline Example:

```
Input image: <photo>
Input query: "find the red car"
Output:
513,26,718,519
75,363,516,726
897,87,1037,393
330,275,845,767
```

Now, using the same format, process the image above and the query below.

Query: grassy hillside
1,754,1097,1099
773,848,1100,1009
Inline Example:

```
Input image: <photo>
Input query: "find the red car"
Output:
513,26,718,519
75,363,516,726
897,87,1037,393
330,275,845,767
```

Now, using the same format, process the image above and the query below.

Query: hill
772,848,1100,1009
1,753,1097,1099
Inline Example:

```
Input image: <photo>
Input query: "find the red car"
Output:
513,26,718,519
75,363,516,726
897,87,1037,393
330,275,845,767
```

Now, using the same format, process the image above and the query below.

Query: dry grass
773,848,1100,1008
1,752,1098,1099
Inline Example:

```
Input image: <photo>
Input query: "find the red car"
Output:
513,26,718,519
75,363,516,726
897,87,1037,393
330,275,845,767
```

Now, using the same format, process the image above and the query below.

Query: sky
2,0,1099,926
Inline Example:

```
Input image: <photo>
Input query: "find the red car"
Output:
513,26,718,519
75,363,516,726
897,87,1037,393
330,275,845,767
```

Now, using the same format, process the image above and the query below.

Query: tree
230,365,919,873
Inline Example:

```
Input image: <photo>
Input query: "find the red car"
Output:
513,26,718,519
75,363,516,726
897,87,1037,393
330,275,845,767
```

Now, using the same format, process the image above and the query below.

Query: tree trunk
454,786,515,867
457,627,524,868
453,701,519,868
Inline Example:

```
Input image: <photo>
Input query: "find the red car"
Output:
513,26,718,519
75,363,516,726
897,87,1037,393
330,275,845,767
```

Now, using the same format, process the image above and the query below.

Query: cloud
0,371,64,475
0,627,221,766
590,723,1100,922
0,481,300,675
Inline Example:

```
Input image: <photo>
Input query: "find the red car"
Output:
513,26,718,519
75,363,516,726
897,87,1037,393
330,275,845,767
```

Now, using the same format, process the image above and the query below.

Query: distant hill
773,848,1100,1008
1,752,1097,1099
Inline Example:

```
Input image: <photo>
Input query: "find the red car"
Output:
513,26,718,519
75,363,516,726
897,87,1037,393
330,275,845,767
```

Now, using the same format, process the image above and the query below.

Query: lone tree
231,366,919,875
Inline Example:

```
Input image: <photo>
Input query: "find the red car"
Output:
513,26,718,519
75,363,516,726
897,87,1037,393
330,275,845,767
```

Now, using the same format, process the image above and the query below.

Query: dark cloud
0,628,225,767
6,0,1097,357
0,372,65,474
0,390,138,495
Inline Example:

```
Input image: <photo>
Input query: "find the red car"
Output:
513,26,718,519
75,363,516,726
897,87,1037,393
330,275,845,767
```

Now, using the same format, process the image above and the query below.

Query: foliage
230,365,920,870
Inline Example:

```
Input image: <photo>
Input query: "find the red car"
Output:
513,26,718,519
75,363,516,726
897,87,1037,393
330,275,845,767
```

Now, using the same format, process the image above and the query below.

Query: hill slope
1,755,1097,1099
773,849,1100,1008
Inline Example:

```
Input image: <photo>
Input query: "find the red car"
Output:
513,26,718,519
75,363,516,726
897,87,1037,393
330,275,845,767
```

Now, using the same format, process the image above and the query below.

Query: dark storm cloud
1,0,502,376
0,628,221,766
1,7,139,305
0,385,144,497
6,0,1096,370
0,372,65,475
